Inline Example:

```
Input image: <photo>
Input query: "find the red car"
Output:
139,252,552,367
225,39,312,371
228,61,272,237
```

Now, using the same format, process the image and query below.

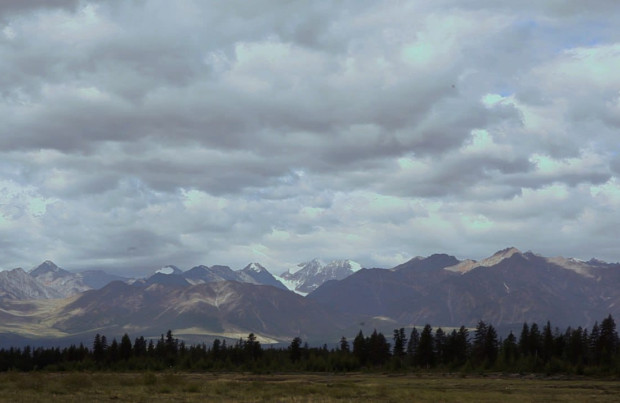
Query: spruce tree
599,314,618,366
392,328,406,358
484,324,498,366
93,334,105,363
455,326,469,365
472,320,488,365
339,336,350,353
245,333,262,361
289,337,302,362
542,321,554,363
434,328,446,365
415,324,435,368
518,323,530,358
502,331,518,365
353,330,367,365
120,334,133,361
407,328,419,357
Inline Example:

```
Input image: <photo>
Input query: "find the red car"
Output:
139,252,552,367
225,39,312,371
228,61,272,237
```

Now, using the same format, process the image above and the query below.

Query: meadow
0,372,619,402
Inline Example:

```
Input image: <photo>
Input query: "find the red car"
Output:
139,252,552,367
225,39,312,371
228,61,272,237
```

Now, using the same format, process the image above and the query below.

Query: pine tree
245,333,262,361
108,338,119,364
133,336,147,357
339,336,350,353
455,326,469,365
434,328,446,364
165,330,178,356
392,328,406,358
542,321,554,363
407,328,420,357
502,331,518,365
212,339,222,360
589,322,601,364
120,334,133,361
353,330,367,365
472,320,488,366
484,324,498,366
289,337,302,363
599,314,618,366
367,330,390,366
414,324,435,368
93,333,106,363
529,323,542,361
565,327,585,365
518,323,530,358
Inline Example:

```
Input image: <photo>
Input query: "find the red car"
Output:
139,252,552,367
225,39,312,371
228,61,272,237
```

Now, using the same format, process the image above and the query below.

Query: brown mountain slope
52,280,347,342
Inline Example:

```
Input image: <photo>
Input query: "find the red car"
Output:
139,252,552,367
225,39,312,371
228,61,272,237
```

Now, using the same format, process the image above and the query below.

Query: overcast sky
1,1,619,275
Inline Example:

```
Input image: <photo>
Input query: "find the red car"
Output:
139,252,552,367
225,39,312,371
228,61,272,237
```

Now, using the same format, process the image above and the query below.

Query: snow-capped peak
247,263,264,273
286,258,325,275
156,265,181,275
279,258,361,294
347,260,362,272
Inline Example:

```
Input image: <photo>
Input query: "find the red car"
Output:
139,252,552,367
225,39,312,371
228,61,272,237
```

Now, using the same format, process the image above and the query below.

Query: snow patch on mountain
348,260,362,272
247,263,264,273
285,259,324,275
273,274,308,296
156,265,182,275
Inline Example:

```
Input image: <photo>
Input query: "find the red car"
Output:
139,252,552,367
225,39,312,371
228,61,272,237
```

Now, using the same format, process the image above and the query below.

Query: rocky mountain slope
0,267,62,300
29,261,92,297
12,280,348,344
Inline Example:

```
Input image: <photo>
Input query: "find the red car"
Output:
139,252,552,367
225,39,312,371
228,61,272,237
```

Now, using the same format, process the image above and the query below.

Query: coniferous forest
1,315,619,375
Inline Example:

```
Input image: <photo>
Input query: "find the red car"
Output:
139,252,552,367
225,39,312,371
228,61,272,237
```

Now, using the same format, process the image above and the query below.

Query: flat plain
0,372,619,402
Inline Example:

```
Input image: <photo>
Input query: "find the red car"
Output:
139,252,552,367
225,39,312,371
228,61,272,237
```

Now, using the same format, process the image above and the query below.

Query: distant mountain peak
486,247,522,263
30,260,61,274
243,263,266,273
237,263,287,290
29,260,71,278
27,260,91,297
286,259,324,275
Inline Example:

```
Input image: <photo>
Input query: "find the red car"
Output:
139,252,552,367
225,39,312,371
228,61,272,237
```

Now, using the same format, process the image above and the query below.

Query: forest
1,315,618,375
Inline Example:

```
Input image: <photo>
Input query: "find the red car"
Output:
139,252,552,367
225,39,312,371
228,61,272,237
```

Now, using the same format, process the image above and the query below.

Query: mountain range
1,248,620,346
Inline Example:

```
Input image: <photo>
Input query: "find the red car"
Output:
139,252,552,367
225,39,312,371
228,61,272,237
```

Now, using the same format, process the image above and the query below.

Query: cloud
1,1,619,273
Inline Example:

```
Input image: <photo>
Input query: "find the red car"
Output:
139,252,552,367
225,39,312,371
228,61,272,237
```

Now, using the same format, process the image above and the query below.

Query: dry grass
0,372,619,402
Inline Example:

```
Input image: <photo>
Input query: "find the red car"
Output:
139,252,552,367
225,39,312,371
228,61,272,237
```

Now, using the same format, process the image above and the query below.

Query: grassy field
0,372,619,402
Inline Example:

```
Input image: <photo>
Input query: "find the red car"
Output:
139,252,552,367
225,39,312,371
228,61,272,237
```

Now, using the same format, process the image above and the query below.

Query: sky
1,1,619,275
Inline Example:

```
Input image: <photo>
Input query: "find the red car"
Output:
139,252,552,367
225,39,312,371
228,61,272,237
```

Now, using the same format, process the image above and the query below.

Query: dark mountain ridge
309,249,620,329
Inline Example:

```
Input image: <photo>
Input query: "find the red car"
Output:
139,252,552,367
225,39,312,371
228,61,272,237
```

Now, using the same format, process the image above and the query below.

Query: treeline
1,315,619,374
